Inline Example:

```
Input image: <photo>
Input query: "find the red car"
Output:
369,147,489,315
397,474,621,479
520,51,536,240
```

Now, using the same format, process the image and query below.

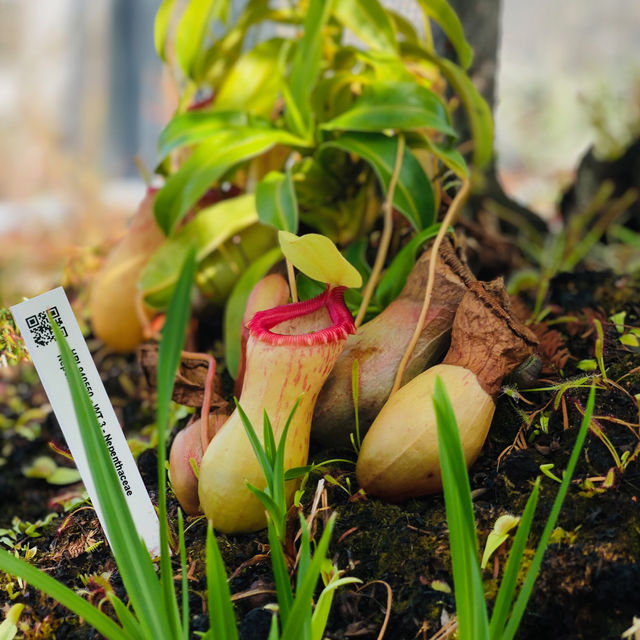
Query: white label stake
11,287,160,556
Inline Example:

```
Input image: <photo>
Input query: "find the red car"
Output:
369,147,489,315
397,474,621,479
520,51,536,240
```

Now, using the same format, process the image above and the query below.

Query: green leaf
157,111,265,161
433,376,490,640
109,596,145,640
416,0,473,69
214,38,287,117
480,514,521,570
387,9,420,44
0,552,129,640
154,0,177,62
374,223,442,308
178,510,189,639
0,604,23,640
156,248,197,637
154,128,308,234
322,132,435,231
311,576,362,640
333,0,397,54
403,43,493,168
436,57,493,168
223,247,283,379
50,320,169,639
278,231,363,288
206,523,239,640
142,194,258,306
176,0,229,81
256,171,299,233
284,0,334,138
321,82,456,136
419,136,469,178
235,401,273,489
268,520,293,624
280,515,336,640
246,484,284,532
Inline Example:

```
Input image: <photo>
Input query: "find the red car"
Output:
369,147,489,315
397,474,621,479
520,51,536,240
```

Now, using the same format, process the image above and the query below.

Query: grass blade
273,398,301,524
263,410,277,467
268,519,293,625
246,483,286,532
281,514,336,640
0,549,131,640
178,509,189,639
433,376,490,640
109,595,145,640
206,523,239,640
488,478,540,637
156,247,198,637
236,400,274,488
500,385,596,640
51,319,168,638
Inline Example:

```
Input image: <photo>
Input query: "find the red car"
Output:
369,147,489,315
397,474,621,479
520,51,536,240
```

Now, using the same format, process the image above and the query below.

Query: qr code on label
25,307,68,347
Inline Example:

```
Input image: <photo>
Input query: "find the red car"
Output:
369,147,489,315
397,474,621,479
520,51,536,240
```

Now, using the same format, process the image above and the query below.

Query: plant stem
391,176,470,395
355,134,405,327
287,258,299,303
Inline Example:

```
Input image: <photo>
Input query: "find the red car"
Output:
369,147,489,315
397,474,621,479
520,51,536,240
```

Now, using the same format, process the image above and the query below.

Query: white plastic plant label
10,287,160,556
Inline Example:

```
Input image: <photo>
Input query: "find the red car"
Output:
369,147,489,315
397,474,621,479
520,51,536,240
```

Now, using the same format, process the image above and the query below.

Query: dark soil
2,271,640,640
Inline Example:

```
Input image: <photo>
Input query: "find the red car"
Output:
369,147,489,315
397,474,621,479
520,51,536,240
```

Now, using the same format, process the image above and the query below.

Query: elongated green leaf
143,194,258,306
176,0,229,80
416,0,473,69
214,38,287,117
433,376,490,640
403,43,493,168
206,523,239,640
312,576,362,640
256,170,299,233
284,0,334,138
419,137,469,178
109,596,145,640
154,128,308,234
156,248,197,638
387,9,420,44
273,398,301,523
246,484,284,529
322,132,434,230
374,223,442,308
235,400,274,488
154,0,177,62
322,82,455,136
268,520,294,624
0,550,131,640
501,386,596,640
281,515,336,640
435,57,493,168
294,517,312,637
263,410,277,467
178,509,189,640
50,321,169,639
489,478,540,638
333,0,397,53
157,111,266,161
223,247,283,379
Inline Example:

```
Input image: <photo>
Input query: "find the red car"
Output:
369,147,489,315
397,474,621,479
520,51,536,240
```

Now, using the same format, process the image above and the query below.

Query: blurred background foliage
0,0,638,305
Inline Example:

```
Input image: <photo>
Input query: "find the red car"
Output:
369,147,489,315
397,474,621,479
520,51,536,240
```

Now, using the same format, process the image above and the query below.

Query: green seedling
0,603,24,640
539,464,562,484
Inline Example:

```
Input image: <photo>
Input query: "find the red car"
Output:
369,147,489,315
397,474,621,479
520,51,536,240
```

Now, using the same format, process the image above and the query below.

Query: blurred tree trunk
445,0,549,237
449,0,501,131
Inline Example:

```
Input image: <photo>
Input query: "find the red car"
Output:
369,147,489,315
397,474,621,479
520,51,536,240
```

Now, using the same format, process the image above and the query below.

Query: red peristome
247,286,356,346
